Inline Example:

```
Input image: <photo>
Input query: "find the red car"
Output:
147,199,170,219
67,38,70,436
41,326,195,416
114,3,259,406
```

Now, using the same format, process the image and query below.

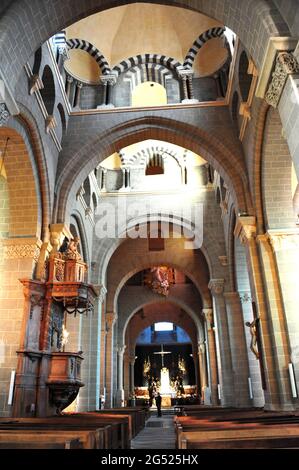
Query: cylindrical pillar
203,308,219,405
224,292,252,407
208,280,234,406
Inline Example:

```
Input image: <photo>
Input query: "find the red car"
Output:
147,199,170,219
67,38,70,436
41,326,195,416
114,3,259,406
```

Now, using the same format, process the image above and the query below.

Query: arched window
40,65,56,115
238,51,252,102
145,154,164,175
32,47,42,76
92,192,97,212
83,177,91,207
57,103,66,134
232,91,239,123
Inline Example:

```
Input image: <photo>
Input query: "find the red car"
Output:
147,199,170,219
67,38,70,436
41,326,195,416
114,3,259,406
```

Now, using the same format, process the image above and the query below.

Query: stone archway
0,1,289,95
55,116,252,222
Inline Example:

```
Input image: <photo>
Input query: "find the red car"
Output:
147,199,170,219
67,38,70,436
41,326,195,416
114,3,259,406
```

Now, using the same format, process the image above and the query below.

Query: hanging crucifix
153,343,171,367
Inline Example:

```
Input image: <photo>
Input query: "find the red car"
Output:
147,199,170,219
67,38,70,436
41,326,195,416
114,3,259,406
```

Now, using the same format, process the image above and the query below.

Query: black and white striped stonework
54,31,66,48
113,54,183,76
184,27,226,69
66,38,111,74
123,64,173,90
120,145,182,168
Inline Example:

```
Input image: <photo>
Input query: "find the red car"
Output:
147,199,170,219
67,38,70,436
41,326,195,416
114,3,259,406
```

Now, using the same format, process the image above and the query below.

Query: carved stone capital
117,345,126,356
178,69,194,80
45,115,57,134
29,74,44,95
234,216,256,245
198,341,206,354
239,102,251,119
106,312,117,331
265,51,299,108
0,103,10,126
100,73,117,86
218,255,228,266
202,308,214,329
98,285,107,304
267,230,299,252
208,279,225,296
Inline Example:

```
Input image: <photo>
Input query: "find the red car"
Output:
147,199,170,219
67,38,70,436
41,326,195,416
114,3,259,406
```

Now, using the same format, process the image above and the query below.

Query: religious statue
143,357,151,378
245,318,259,359
64,237,82,261
145,266,171,296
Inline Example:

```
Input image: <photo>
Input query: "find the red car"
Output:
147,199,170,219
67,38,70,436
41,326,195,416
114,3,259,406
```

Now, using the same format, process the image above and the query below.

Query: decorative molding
208,279,225,296
234,216,256,245
255,37,298,99
1,242,41,260
0,102,10,126
265,52,299,108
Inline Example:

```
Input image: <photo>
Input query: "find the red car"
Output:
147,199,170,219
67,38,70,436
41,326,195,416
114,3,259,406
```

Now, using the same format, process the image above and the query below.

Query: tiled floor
131,412,176,449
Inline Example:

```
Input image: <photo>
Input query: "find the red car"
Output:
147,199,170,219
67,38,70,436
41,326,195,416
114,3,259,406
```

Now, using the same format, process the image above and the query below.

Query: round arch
55,116,253,222
1,1,289,93
122,298,204,348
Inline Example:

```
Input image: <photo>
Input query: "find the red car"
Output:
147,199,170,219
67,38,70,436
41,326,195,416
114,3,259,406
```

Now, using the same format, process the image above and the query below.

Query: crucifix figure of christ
153,343,171,367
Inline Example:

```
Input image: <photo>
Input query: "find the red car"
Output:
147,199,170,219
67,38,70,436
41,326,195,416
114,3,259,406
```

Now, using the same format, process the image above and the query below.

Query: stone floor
131,410,176,449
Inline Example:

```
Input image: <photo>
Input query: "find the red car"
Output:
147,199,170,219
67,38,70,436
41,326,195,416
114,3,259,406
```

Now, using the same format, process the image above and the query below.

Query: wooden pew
181,435,299,449
0,436,82,449
0,414,128,449
0,430,98,449
177,426,299,449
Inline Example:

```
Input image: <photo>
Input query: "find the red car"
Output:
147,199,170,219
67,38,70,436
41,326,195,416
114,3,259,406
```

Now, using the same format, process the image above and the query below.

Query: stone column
197,340,208,403
267,230,299,401
129,354,135,397
178,69,198,104
74,81,83,108
115,345,126,406
101,168,107,193
105,312,117,408
65,75,73,100
235,216,292,410
224,292,252,407
202,308,219,405
208,279,234,406
99,74,117,108
119,167,127,191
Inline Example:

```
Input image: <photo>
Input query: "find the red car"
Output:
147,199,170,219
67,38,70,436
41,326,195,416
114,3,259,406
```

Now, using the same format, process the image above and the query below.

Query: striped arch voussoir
120,144,182,168
112,54,183,76
123,63,173,89
184,27,226,69
66,38,111,74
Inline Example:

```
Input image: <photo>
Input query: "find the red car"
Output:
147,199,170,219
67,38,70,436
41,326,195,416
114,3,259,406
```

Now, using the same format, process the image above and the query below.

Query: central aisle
131,411,176,449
